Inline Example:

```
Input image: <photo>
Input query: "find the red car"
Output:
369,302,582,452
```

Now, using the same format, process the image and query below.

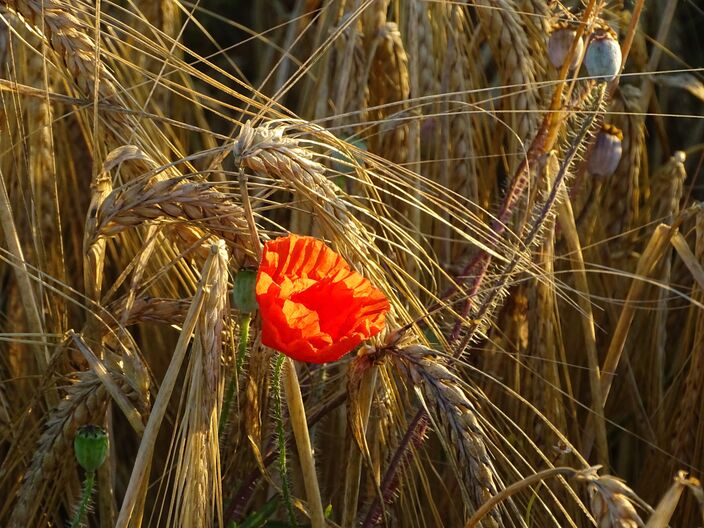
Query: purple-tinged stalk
360,410,428,528
224,391,347,524
450,82,608,357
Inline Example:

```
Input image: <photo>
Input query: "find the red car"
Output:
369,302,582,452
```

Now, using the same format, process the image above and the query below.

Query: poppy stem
273,353,298,527
219,312,251,437
70,471,95,528
282,357,327,528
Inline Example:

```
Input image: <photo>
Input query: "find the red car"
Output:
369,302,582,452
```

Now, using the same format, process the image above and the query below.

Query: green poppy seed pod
548,22,584,70
232,268,258,313
584,28,622,82
588,124,623,177
74,425,108,473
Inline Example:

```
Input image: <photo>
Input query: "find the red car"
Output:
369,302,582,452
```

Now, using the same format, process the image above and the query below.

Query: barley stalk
111,296,190,327
473,0,540,146
94,173,249,252
282,357,326,528
233,120,370,249
115,242,221,527
672,208,704,464
169,239,228,527
573,467,646,527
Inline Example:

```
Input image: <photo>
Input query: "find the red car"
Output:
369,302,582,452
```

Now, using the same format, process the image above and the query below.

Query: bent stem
70,471,96,528
282,357,326,528
219,312,251,437
464,467,578,528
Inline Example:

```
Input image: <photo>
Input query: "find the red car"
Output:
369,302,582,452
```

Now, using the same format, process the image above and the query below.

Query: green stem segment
273,353,298,527
70,471,95,528
219,312,251,437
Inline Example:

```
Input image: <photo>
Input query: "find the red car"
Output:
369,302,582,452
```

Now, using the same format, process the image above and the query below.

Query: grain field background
0,0,703,526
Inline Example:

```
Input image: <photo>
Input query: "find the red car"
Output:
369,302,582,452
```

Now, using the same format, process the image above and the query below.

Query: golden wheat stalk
115,242,225,527
94,171,249,251
232,120,372,249
168,239,228,527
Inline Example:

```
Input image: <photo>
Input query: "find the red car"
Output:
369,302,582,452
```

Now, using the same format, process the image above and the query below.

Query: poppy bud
584,27,621,82
232,268,258,314
74,424,108,473
588,124,623,177
548,22,584,70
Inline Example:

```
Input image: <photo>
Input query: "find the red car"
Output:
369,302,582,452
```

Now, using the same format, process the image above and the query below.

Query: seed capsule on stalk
588,124,623,177
74,424,108,473
585,27,622,82
548,22,584,70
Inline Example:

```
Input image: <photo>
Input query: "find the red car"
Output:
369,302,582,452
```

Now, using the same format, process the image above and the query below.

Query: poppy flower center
289,277,362,341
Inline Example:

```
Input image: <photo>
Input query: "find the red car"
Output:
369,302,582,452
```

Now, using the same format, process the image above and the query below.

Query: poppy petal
255,234,390,363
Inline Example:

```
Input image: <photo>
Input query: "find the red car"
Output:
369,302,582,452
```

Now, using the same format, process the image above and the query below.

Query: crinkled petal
256,234,390,364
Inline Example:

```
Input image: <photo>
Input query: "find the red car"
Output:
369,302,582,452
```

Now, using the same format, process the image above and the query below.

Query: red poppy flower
255,234,390,363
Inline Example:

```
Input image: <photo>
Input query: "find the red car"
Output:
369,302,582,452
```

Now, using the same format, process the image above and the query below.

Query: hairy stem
70,471,96,528
361,410,428,528
219,313,251,437
273,353,297,527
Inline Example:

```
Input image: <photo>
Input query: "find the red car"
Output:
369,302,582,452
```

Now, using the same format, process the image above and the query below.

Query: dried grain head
393,344,501,524
232,120,377,261
2,0,134,141
94,173,249,254
574,467,646,528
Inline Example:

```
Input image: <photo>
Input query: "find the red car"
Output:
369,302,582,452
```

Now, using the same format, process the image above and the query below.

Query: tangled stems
273,353,297,527
219,312,251,437
464,468,579,528
369,82,610,526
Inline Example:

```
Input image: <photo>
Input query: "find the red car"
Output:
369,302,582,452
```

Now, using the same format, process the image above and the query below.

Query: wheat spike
111,296,191,327
1,0,134,141
330,15,367,129
603,86,645,238
94,173,249,252
473,0,540,146
370,22,410,165
233,121,370,246
672,205,704,465
446,5,478,208
393,344,501,526
169,240,228,527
